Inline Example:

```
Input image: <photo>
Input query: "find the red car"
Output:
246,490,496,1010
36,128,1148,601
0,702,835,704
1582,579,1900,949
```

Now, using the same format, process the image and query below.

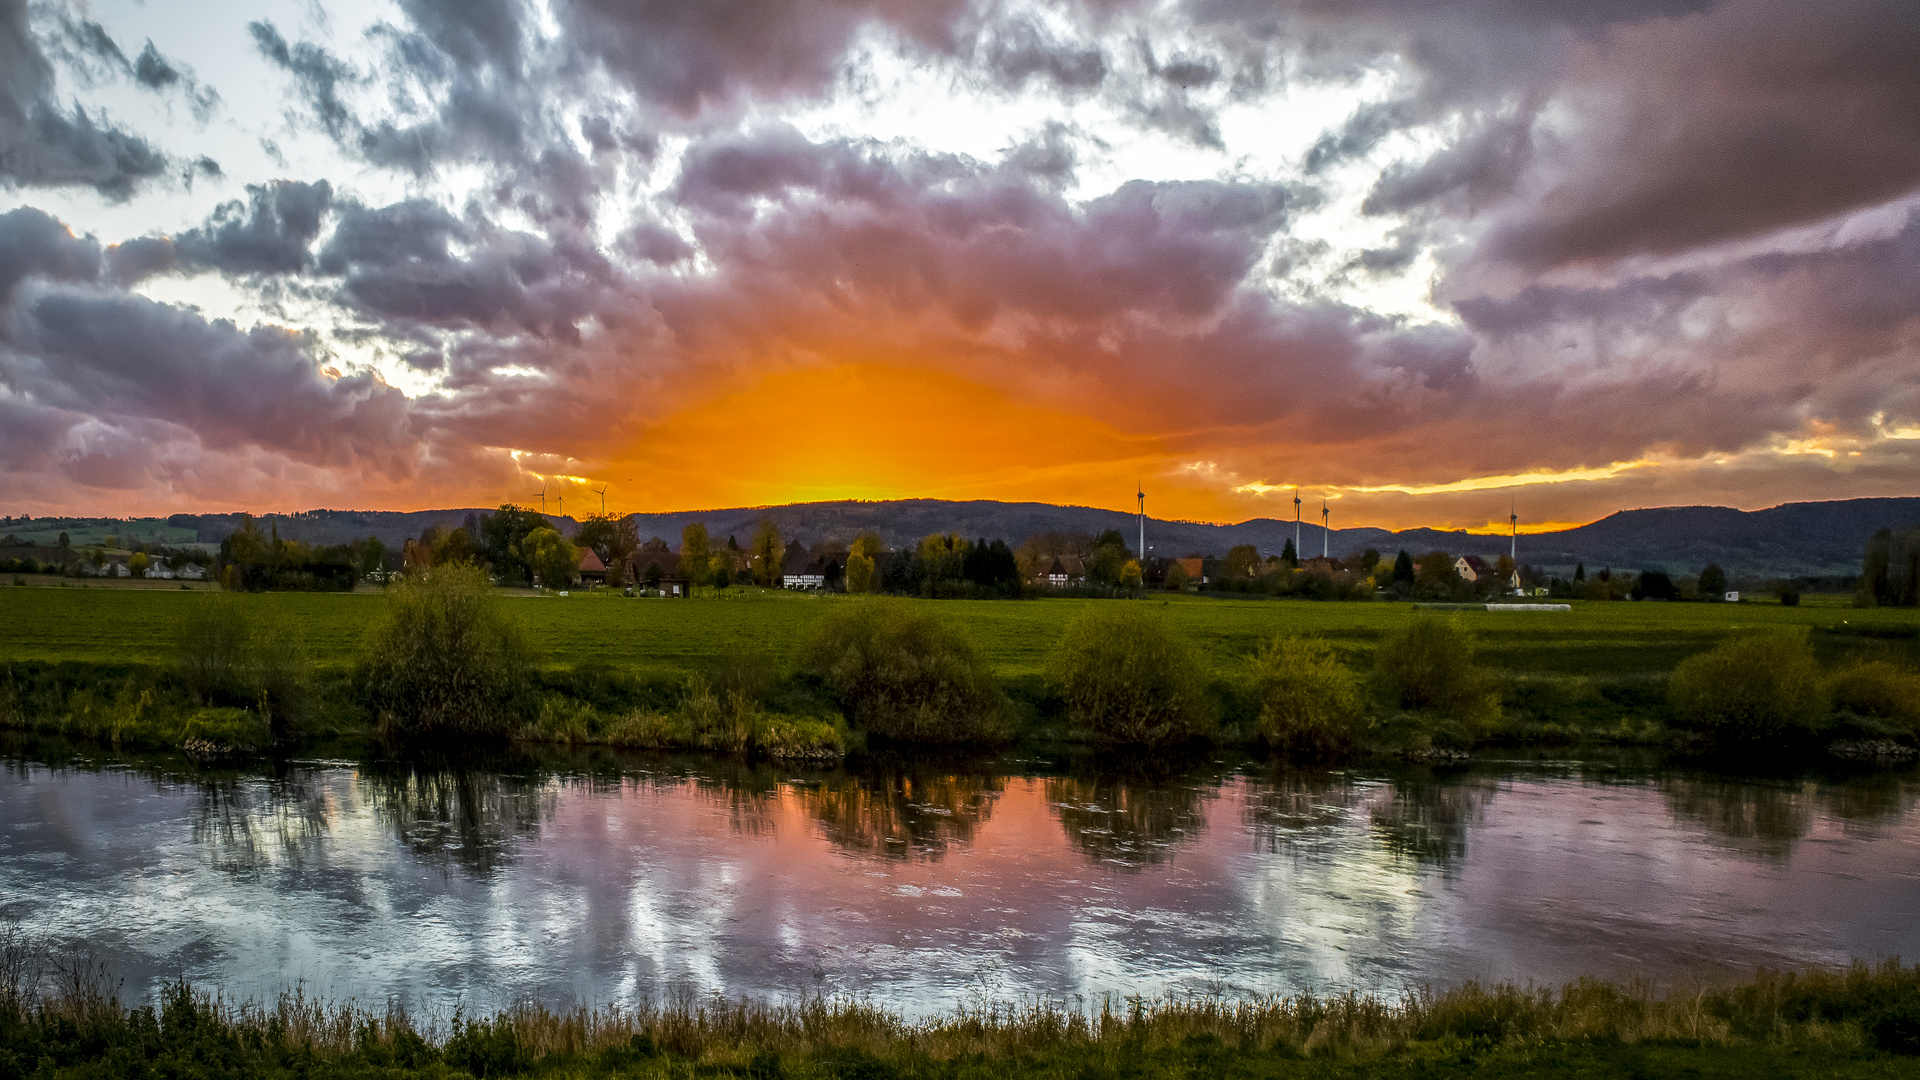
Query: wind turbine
1293,488,1302,558
533,482,548,515
1510,499,1520,593
594,485,608,515
1136,480,1146,562
1321,496,1330,559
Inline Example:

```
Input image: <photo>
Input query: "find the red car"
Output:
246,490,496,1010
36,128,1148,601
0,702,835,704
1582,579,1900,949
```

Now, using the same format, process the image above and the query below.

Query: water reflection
1367,772,1497,867
361,759,555,872
1241,769,1360,854
799,758,1003,859
189,769,331,875
1046,756,1217,867
5,743,1920,1016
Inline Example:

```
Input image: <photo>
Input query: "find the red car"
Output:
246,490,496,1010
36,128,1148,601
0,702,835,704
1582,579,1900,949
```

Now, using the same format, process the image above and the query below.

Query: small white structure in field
1725,591,1740,602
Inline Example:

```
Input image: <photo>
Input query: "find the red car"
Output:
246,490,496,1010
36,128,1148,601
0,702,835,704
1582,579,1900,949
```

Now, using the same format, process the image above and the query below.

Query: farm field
2,581,1914,685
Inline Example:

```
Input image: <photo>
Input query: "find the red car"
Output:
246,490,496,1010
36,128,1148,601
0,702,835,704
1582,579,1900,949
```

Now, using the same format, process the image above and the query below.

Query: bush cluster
1667,633,1827,743
1048,607,1214,746
802,600,1011,743
359,563,536,740
1251,635,1369,755
1825,660,1920,732
1372,616,1501,729
173,593,310,740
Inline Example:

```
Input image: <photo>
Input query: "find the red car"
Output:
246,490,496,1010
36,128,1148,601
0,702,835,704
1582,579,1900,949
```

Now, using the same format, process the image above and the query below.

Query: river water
4,749,1918,1015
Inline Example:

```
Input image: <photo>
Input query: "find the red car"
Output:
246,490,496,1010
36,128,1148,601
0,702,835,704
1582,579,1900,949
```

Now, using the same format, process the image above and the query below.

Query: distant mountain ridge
150,496,1920,579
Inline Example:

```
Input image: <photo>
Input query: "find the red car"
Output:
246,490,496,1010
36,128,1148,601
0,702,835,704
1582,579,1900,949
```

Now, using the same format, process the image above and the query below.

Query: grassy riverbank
2,583,1917,757
5,960,1920,1078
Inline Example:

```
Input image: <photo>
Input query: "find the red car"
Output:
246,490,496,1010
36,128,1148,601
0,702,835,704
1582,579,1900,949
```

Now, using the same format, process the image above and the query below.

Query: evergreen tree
1392,549,1415,585
1574,561,1586,583
1281,538,1298,567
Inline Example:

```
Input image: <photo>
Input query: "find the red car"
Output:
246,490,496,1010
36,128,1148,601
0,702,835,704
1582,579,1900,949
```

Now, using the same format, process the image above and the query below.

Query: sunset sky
1,0,1916,530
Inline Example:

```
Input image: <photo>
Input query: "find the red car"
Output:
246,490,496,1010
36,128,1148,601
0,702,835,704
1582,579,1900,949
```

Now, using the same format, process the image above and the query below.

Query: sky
0,0,1917,531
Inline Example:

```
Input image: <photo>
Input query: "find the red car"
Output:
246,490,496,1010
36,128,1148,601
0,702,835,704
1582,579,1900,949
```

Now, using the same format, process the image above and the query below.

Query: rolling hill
119,495,1920,579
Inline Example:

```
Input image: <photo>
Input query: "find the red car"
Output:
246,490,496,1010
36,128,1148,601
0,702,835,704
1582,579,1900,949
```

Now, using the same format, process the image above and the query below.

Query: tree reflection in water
188,764,332,875
1366,771,1496,868
1661,776,1816,860
798,754,1003,859
1240,768,1360,855
362,756,556,873
1658,771,1920,859
1047,754,1218,868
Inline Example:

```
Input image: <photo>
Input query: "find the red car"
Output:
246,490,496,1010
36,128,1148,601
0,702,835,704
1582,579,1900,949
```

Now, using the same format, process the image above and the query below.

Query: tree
128,551,150,578
749,519,784,586
1631,569,1676,601
357,537,387,578
845,551,876,593
57,532,69,548
1224,544,1262,578
1281,538,1298,567
851,532,884,560
1392,550,1415,586
1120,559,1143,590
576,513,638,572
1358,549,1381,574
1574,561,1586,583
1165,561,1190,590
918,533,969,583
1699,563,1727,599
480,504,547,585
358,563,534,739
680,522,712,587
1416,551,1457,590
1086,537,1128,586
521,527,579,589
431,525,483,568
709,553,732,590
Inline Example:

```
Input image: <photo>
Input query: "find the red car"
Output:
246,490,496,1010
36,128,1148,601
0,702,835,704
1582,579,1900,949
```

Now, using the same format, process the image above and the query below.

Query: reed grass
6,927,1920,1079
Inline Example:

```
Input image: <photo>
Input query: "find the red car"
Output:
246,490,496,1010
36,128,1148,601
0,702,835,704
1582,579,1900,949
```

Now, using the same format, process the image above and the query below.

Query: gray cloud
0,0,165,197
108,180,334,283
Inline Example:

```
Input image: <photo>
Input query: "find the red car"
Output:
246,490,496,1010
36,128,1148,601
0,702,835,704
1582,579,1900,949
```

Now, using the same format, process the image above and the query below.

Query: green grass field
3,581,1915,682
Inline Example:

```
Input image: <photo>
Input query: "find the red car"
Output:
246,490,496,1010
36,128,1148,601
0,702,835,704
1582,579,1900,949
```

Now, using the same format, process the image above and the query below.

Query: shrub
1251,636,1369,755
802,600,1010,743
359,563,536,740
1372,616,1501,727
1047,606,1214,745
1667,633,1826,743
173,595,310,739
1827,660,1920,731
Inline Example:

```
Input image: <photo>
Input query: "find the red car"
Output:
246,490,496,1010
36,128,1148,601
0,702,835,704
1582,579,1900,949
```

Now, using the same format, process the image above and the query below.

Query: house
1032,555,1086,588
624,550,690,597
782,554,841,590
1176,556,1208,585
1454,555,1489,582
175,562,207,581
576,547,608,585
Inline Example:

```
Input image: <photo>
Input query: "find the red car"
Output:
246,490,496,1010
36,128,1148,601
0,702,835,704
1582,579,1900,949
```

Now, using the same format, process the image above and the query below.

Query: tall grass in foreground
5,941,1920,1078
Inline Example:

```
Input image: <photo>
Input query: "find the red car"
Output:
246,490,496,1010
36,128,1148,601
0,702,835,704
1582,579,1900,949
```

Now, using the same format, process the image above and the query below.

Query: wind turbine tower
1136,482,1146,562
1293,489,1302,557
1510,501,1518,563
594,485,608,514
1322,497,1330,559
534,483,548,515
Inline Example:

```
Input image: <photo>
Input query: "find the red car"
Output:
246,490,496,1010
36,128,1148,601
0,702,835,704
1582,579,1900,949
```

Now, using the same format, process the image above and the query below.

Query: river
4,748,1917,1015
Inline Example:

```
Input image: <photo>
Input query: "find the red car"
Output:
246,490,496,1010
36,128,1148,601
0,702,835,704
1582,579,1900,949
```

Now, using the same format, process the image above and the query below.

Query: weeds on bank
6,930,1920,1079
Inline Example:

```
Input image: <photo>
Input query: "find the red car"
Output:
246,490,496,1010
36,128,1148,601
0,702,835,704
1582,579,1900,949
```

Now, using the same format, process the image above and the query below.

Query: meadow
4,580,1913,680
3,580,1916,755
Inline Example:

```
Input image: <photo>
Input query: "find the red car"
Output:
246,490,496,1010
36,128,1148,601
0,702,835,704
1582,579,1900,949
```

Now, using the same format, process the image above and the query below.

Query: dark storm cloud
6,287,414,464
0,0,164,198
1220,0,1920,270
0,206,99,305
316,198,616,340
980,19,1108,92
249,20,358,139
108,180,334,282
